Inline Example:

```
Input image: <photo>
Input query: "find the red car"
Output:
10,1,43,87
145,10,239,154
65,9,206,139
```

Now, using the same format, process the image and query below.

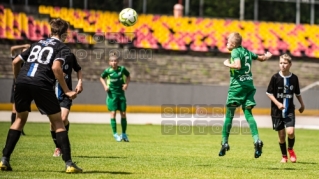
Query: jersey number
27,45,53,64
244,56,251,74
26,45,53,77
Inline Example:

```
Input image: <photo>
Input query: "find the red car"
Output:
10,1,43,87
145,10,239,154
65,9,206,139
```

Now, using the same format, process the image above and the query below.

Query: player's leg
243,106,263,158
110,111,121,142
272,116,287,162
243,89,263,158
284,114,296,162
10,82,25,136
221,106,236,144
120,111,129,142
243,106,259,142
119,95,129,142
50,121,60,157
277,128,288,163
48,113,82,172
107,95,121,141
218,106,235,156
10,80,16,125
1,84,31,171
11,104,16,125
11,104,26,136
51,98,72,157
1,111,28,171
219,87,240,156
33,86,82,173
50,101,61,157
60,98,72,129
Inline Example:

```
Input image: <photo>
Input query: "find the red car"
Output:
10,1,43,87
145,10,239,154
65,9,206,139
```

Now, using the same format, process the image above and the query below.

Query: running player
0,18,82,173
51,52,83,157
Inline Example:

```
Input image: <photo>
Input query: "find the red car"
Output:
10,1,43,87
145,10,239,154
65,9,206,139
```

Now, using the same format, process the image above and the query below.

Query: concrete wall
1,79,318,109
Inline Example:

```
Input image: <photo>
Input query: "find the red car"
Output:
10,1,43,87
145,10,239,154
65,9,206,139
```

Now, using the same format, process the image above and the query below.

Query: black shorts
59,96,72,110
271,113,295,131
10,79,15,103
14,84,61,115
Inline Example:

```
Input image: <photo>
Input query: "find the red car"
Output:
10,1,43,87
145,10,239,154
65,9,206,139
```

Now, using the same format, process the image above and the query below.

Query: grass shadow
74,156,124,159
267,167,296,170
26,170,132,174
194,164,212,167
297,162,317,165
82,171,132,174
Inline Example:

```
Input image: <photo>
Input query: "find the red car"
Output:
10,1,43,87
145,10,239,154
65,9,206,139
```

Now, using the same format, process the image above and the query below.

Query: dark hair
50,18,69,38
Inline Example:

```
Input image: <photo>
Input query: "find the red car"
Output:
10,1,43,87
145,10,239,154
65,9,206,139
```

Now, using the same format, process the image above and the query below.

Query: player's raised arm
12,44,31,79
256,51,273,62
10,44,30,56
12,56,23,79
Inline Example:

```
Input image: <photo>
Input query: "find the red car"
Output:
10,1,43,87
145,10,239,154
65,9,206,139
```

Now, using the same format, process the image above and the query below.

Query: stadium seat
27,16,37,41
13,13,22,39
0,5,5,39
38,5,50,14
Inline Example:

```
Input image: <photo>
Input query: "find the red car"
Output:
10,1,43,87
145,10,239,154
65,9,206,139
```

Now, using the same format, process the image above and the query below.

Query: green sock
121,118,127,134
222,107,236,144
243,108,259,143
110,118,117,134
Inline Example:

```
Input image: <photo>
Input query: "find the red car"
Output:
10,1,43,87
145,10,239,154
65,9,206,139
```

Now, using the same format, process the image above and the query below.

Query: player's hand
75,85,83,94
122,84,128,91
65,91,77,100
264,51,272,60
277,103,285,110
299,105,305,113
104,87,109,92
223,59,230,66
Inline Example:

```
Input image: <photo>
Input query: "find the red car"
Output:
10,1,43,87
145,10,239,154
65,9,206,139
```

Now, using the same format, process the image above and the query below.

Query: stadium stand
32,5,317,57
1,5,319,58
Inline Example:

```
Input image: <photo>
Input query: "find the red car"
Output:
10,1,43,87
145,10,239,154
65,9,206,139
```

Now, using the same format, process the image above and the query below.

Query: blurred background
0,0,318,115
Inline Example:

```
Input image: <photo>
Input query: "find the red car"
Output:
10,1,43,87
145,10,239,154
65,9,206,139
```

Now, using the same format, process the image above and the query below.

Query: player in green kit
219,32,272,158
100,53,130,142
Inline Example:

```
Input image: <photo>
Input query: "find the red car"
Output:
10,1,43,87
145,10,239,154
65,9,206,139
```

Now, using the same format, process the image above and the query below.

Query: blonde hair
109,51,120,60
228,32,242,47
280,54,292,63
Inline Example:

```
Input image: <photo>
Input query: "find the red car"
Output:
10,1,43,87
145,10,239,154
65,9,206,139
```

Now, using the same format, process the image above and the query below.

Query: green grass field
0,122,318,179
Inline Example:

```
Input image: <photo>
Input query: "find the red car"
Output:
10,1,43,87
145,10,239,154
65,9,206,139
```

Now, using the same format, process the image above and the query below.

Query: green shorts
226,86,256,108
106,92,127,112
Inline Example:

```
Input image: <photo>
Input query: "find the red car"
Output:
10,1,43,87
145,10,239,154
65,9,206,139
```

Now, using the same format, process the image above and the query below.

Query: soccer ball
119,8,138,27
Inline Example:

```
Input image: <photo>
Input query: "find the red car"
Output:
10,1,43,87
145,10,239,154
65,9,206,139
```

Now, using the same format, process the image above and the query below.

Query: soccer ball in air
119,8,138,26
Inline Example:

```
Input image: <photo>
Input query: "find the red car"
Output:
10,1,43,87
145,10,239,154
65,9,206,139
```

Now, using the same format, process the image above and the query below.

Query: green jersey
100,66,130,94
229,46,258,88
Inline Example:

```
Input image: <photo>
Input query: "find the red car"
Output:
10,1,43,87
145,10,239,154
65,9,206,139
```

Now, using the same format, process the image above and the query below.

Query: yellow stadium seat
5,9,14,39
39,5,50,14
